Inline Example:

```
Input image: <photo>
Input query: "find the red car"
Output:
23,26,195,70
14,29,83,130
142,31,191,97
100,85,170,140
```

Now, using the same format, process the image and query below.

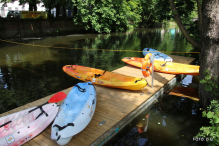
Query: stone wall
0,19,85,38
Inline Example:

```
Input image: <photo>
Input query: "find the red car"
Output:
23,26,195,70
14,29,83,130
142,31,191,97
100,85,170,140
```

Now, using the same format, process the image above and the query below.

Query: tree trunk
48,6,52,18
196,0,202,36
56,3,60,18
33,4,37,11
29,0,37,11
168,0,202,50
63,6,66,18
73,6,77,16
199,0,219,109
29,3,33,11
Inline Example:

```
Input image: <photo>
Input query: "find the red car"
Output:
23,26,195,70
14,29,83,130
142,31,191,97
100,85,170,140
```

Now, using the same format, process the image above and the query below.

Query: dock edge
91,74,184,146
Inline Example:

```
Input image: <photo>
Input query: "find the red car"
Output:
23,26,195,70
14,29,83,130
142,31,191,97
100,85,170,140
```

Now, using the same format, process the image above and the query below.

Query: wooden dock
0,55,196,146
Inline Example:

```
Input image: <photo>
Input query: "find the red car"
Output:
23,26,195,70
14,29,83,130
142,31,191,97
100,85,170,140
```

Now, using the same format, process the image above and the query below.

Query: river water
0,28,207,145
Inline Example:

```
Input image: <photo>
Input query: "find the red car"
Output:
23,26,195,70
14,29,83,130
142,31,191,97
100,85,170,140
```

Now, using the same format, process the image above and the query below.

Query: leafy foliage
200,70,219,97
196,100,219,146
139,0,158,27
72,0,143,33
197,70,219,145
187,20,201,43
174,0,196,24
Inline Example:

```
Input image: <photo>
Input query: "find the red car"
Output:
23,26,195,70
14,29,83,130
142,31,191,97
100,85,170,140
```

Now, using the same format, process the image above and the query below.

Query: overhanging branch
168,0,202,50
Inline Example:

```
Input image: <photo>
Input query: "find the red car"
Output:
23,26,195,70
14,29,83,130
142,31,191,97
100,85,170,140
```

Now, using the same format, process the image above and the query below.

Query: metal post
150,54,154,88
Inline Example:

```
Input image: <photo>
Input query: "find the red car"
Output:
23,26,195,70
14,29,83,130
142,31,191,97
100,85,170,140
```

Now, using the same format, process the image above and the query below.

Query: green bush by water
196,70,219,145
197,100,219,146
200,70,219,97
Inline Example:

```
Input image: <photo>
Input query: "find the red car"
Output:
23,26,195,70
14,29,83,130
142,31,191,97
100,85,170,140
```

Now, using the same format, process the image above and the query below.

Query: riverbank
0,18,170,39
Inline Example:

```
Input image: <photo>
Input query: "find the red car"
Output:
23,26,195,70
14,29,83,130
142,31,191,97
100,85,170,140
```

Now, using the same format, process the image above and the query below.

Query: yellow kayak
63,65,147,90
122,57,199,76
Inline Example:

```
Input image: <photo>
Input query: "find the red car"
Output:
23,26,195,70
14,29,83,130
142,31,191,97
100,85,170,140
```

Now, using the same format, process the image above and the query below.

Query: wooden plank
26,140,40,146
82,123,107,136
31,136,49,146
35,132,59,146
40,131,60,146
96,92,149,106
23,142,31,146
73,133,94,145
83,126,104,138
69,137,88,146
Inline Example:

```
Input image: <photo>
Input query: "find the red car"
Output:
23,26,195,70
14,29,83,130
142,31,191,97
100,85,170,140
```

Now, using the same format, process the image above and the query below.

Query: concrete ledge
0,19,86,38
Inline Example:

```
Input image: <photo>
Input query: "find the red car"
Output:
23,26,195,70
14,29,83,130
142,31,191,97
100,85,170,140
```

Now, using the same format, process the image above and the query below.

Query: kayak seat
94,70,106,78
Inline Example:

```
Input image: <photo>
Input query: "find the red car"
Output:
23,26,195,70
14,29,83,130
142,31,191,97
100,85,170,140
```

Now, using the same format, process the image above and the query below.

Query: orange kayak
63,65,147,90
169,86,199,101
122,57,199,76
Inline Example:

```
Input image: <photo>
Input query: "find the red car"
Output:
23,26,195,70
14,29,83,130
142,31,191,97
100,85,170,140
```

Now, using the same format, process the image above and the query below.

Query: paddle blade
48,92,67,103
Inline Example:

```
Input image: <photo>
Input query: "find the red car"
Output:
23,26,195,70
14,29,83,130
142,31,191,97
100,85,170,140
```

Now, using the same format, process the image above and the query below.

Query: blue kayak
142,48,173,62
51,82,96,145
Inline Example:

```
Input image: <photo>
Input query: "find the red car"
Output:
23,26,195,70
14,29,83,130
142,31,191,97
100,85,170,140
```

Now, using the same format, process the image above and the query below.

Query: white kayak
51,82,96,146
0,103,59,146
143,48,173,62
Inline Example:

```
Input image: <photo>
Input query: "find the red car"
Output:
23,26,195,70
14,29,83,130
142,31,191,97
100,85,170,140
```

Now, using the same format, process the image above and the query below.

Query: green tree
139,0,157,27
72,0,142,33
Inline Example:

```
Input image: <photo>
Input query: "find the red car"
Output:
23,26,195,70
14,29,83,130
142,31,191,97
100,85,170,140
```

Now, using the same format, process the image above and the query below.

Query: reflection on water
115,96,208,146
0,28,197,115
0,45,58,66
181,75,193,87
113,94,208,146
136,113,150,133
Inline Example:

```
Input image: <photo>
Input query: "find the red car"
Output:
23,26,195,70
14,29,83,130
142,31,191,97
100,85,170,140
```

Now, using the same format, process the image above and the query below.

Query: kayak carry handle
28,106,39,113
0,120,12,128
28,102,48,113
35,106,48,120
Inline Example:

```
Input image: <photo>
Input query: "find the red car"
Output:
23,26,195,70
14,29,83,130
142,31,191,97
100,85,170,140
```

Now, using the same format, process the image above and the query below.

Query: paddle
0,92,67,128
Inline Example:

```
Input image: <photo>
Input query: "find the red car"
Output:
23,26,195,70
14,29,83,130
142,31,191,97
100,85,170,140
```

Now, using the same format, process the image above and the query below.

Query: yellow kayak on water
122,57,199,76
63,65,147,90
